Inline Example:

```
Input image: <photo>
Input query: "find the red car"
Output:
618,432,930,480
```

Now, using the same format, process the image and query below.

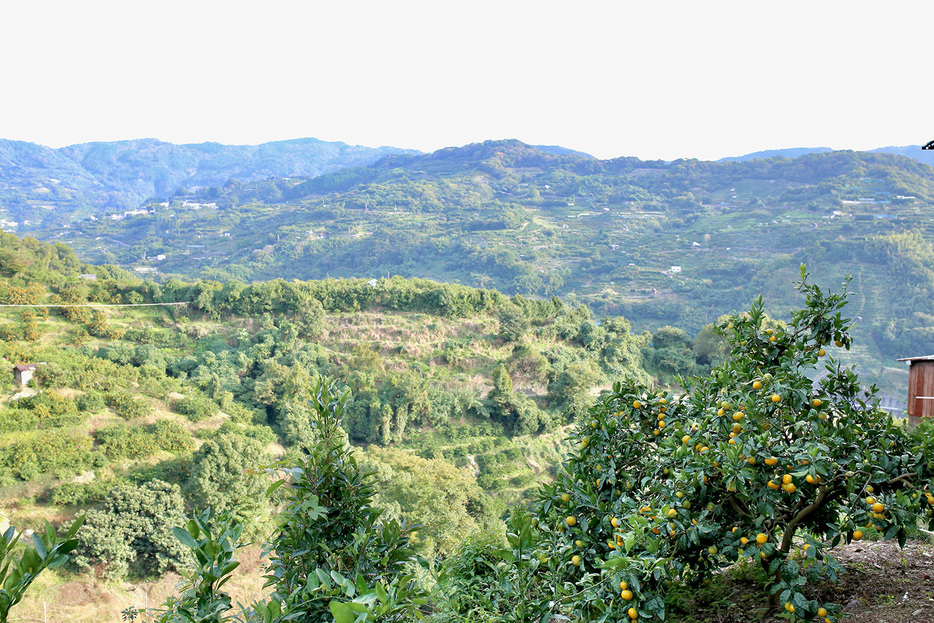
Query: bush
97,421,194,460
104,391,152,420
175,393,220,422
0,430,105,481
72,479,188,579
76,392,106,414
49,477,119,507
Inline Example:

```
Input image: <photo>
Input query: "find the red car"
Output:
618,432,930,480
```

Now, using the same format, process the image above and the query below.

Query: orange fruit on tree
621,589,634,600
770,394,781,403
756,533,768,544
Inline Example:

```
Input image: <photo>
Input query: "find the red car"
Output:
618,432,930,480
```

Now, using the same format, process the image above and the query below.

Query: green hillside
0,231,656,595
0,137,419,227
21,141,932,393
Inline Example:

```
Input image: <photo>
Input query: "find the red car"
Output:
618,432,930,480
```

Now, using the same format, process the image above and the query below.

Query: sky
0,1,929,161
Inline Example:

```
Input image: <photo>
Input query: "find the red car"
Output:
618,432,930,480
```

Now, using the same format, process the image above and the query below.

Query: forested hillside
0,231,668,620
17,140,930,394
0,137,419,227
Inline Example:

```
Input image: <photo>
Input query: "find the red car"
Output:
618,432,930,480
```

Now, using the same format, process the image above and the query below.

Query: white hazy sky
0,1,928,161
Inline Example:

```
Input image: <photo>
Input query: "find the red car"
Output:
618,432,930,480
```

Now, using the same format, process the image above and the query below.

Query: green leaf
31,534,46,560
173,526,198,549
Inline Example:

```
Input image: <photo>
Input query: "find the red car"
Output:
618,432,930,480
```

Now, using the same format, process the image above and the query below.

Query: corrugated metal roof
897,355,934,362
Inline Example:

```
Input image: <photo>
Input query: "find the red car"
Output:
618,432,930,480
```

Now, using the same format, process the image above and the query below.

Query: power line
0,302,189,308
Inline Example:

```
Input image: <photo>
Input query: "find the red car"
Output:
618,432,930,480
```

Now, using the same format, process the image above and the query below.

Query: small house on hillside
897,355,934,427
13,364,39,387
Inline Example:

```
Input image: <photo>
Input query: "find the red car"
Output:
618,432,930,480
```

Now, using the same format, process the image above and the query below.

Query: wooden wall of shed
907,361,934,418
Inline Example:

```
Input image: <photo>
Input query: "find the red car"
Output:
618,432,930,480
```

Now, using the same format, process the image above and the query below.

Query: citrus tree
533,269,934,622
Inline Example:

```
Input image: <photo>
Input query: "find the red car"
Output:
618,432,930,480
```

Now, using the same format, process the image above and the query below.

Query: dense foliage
521,271,934,621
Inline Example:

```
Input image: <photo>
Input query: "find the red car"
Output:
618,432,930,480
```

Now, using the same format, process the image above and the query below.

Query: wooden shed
897,355,934,426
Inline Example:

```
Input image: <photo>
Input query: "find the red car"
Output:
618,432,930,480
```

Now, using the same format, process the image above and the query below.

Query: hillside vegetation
0,137,419,226
0,231,655,576
11,141,928,389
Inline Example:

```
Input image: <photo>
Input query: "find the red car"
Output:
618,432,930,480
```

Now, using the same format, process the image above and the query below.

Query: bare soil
677,540,934,623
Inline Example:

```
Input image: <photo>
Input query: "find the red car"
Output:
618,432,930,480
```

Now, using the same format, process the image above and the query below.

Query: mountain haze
0,137,420,227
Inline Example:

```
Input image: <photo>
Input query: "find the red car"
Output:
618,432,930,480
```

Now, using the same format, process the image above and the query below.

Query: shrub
175,393,220,422
72,479,188,579
104,391,152,420
75,392,106,414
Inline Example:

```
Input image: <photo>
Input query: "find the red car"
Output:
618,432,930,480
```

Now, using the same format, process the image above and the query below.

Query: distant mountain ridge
0,137,421,228
721,145,934,167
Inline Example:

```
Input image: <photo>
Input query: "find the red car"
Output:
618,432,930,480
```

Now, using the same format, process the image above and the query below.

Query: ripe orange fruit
633,400,642,409
732,412,744,421
852,530,863,541
566,516,577,527
611,517,621,528
817,607,828,617
752,381,763,390
783,483,797,494
682,435,691,444
561,493,571,502
571,555,581,565
872,502,884,513
769,335,777,342
621,589,634,600
765,457,778,466
784,602,795,613
835,340,843,347
627,607,638,620
865,496,876,505
811,398,822,407
818,348,826,356
782,474,793,484
620,581,628,590
756,533,767,544
767,480,780,490
770,394,781,403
